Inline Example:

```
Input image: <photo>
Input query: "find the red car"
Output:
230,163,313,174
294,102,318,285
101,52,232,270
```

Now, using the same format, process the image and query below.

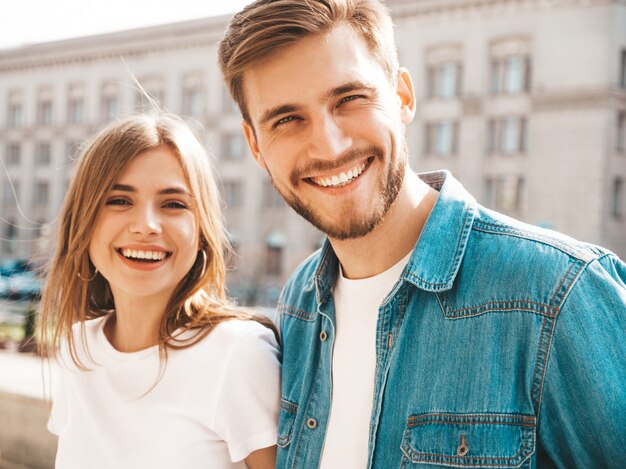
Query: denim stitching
405,271,450,287
403,430,532,465
531,261,586,415
290,323,324,469
402,421,534,466
446,203,475,283
277,305,317,321
438,294,557,319
530,315,552,415
533,316,558,417
549,261,586,310
548,262,576,307
472,220,595,262
407,413,536,427
280,398,298,414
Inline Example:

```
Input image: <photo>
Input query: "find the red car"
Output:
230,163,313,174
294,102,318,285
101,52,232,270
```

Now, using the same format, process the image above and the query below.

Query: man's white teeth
314,161,367,188
121,249,167,261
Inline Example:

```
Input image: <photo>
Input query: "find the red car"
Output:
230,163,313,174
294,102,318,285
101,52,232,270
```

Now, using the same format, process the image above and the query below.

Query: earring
198,249,207,277
77,268,98,281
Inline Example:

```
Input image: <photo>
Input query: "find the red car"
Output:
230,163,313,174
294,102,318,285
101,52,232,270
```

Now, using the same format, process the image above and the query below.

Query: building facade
0,0,624,305
390,0,626,258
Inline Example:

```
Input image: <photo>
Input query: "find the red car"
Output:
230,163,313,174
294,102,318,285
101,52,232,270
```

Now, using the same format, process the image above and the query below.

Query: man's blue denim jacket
276,171,626,469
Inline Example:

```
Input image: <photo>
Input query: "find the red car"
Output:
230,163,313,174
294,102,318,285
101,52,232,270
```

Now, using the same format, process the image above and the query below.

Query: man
218,1,626,467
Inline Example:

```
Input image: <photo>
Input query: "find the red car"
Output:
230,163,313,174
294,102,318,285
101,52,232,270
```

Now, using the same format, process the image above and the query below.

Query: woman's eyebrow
111,184,192,196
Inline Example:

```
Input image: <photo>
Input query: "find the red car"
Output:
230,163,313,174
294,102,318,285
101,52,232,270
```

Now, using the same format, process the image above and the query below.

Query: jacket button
319,331,328,341
457,435,468,456
307,418,317,429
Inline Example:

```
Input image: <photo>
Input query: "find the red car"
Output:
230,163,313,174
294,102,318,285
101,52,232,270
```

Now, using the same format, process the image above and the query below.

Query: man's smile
308,158,372,188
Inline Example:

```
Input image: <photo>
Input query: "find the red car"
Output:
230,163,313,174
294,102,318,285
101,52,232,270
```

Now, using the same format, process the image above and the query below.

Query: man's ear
242,120,266,169
396,67,416,124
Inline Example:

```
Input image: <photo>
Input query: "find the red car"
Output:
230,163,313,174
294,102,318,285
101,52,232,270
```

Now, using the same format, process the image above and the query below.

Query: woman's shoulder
177,317,278,365
201,317,277,353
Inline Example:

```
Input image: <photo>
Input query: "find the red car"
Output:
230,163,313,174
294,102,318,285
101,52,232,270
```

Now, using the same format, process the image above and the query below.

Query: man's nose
305,113,352,161
129,205,162,236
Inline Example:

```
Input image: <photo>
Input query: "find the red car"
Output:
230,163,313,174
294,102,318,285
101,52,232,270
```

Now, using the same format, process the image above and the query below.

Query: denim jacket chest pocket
400,413,536,468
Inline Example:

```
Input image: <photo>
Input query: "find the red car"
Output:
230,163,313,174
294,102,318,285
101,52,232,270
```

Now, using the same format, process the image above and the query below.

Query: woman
39,113,279,469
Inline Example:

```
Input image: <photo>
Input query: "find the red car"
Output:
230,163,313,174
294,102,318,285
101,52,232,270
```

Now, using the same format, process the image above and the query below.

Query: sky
0,0,254,50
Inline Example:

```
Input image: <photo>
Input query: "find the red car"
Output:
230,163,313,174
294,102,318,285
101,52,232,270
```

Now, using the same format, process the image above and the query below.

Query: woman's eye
163,201,188,209
105,198,130,206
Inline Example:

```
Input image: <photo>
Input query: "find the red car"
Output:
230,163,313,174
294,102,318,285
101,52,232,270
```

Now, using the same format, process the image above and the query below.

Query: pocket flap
401,413,535,468
277,398,298,448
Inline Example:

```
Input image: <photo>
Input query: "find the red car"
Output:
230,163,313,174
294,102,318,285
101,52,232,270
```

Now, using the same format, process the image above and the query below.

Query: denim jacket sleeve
537,253,626,467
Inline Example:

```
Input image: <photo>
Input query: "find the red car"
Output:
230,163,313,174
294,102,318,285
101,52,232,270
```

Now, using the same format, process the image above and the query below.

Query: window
102,95,118,119
37,99,53,126
5,143,20,166
182,87,204,118
501,117,526,153
36,142,52,166
7,102,22,128
223,180,243,208
265,231,285,276
484,175,525,212
263,179,284,208
67,97,84,124
266,246,283,276
487,117,527,155
613,177,624,218
222,133,246,161
621,49,626,89
427,62,462,99
101,82,120,120
618,111,626,152
424,121,459,156
489,37,532,95
34,180,49,207
491,56,531,94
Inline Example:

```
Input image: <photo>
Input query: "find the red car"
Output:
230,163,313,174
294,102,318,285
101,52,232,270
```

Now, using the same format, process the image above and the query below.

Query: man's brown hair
218,0,398,124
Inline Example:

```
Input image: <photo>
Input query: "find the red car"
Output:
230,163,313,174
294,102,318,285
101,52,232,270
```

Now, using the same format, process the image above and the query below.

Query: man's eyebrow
260,104,300,127
111,184,192,196
326,81,376,99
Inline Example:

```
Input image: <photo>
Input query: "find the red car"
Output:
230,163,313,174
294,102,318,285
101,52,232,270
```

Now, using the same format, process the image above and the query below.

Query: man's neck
330,170,438,280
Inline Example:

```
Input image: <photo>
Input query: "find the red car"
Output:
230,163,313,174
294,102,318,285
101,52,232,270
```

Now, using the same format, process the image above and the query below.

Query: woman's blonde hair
39,113,271,368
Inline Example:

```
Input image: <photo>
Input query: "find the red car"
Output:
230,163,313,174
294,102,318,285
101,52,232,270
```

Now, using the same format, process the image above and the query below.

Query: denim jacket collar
307,170,477,302
403,170,477,292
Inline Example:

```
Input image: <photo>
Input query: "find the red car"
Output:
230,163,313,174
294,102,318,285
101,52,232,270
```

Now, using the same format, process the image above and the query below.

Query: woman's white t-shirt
49,316,280,469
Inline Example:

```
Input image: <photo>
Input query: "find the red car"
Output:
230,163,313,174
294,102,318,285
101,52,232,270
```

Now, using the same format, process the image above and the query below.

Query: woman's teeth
120,249,167,262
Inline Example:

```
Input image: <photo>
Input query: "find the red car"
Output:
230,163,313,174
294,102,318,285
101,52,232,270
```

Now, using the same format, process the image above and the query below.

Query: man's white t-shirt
319,252,412,469
49,316,280,469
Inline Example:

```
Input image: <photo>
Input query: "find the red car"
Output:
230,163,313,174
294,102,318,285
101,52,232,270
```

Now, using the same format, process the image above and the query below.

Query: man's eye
339,95,366,105
274,115,297,128
163,201,188,209
105,198,130,206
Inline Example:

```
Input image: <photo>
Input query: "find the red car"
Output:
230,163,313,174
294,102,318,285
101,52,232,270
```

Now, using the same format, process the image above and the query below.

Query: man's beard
268,140,407,241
